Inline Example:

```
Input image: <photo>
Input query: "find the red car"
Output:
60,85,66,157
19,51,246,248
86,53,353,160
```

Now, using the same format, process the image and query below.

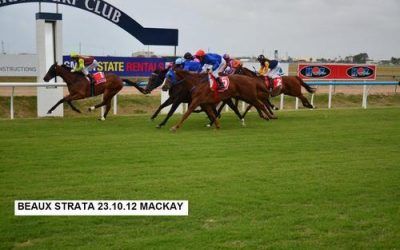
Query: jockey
70,52,99,83
194,49,226,89
174,57,185,69
257,54,284,95
174,57,202,73
222,53,243,75
184,52,200,63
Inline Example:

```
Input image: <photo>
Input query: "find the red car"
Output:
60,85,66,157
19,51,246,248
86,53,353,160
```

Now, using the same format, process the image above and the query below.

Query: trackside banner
63,56,165,77
298,64,377,80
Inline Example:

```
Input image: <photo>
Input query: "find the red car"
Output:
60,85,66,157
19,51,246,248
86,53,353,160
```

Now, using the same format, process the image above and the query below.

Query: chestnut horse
162,69,274,131
43,63,123,120
142,68,245,128
235,66,315,113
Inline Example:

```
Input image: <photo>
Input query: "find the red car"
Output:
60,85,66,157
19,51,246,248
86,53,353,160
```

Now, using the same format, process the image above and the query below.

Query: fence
279,81,399,110
1,81,399,119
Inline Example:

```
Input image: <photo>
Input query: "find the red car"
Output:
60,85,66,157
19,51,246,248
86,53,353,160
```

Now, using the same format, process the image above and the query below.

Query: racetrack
1,108,399,248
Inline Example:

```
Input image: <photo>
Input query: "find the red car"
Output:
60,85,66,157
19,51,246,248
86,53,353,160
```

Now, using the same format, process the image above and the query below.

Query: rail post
328,83,333,109
311,93,314,107
362,82,368,109
295,97,299,110
113,94,118,115
10,86,15,119
280,94,284,110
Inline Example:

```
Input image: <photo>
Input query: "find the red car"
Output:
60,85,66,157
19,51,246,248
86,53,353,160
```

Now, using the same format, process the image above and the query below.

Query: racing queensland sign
63,56,165,77
298,64,376,80
0,0,178,46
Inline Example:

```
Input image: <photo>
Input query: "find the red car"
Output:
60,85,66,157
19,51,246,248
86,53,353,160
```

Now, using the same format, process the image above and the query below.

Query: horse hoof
170,127,177,132
156,125,162,129
47,111,52,114
273,107,279,111
205,124,211,128
98,117,105,121
88,106,95,112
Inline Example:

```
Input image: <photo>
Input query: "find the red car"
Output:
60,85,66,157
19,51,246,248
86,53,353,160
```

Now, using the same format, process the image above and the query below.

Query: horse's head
43,62,58,82
161,69,176,91
146,68,168,93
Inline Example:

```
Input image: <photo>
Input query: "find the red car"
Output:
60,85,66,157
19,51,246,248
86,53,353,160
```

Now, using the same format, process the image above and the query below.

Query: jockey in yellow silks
257,54,284,96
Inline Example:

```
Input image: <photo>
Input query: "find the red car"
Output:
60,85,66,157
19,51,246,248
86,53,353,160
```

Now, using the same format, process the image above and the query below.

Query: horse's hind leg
225,99,245,126
204,104,220,129
67,100,81,113
298,94,314,109
242,104,252,119
101,100,112,120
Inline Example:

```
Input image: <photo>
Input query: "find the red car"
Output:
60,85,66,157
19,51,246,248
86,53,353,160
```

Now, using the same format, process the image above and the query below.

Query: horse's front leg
47,97,66,114
170,100,200,132
151,97,174,120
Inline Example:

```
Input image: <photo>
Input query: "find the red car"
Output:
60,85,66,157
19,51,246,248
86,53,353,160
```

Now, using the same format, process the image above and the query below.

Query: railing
1,81,399,119
279,81,399,110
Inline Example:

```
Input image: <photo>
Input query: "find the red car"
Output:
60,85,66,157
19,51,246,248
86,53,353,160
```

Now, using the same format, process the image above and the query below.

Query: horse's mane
241,67,258,77
174,69,209,85
61,64,73,71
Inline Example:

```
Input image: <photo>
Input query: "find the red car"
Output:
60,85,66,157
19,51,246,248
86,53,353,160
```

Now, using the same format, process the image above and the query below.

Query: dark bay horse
43,63,123,120
162,70,274,131
235,66,316,112
143,68,246,128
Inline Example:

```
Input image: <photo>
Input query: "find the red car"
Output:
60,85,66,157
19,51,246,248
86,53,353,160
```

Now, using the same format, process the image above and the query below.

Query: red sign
298,64,376,80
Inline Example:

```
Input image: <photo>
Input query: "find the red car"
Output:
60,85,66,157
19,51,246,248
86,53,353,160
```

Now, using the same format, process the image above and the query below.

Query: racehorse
235,66,316,113
162,69,275,131
145,68,246,128
43,63,123,120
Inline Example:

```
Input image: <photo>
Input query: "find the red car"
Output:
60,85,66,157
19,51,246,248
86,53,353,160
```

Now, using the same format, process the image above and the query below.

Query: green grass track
0,108,399,249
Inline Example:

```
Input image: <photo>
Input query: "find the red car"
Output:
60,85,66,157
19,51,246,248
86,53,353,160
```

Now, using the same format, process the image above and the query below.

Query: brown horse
235,66,316,111
162,69,274,131
43,63,123,120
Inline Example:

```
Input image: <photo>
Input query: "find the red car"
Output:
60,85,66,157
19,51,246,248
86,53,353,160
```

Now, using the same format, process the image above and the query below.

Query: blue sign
63,56,165,77
0,0,178,46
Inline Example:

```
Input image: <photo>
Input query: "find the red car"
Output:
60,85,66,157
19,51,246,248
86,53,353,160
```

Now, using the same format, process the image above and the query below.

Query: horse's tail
122,78,148,94
296,76,316,93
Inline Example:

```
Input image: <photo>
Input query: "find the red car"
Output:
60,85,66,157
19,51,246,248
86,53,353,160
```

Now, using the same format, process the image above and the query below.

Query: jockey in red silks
222,53,243,75
194,49,226,90
257,54,284,96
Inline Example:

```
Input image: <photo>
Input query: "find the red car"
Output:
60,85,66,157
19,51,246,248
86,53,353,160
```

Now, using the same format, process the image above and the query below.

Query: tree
390,57,400,65
353,53,369,63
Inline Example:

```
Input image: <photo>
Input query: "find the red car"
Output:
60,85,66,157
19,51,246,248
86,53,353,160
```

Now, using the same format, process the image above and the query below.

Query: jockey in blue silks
194,49,226,89
174,57,202,73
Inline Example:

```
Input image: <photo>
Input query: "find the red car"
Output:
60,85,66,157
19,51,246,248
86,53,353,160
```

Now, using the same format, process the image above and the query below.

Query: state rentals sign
298,64,377,80
63,56,165,77
0,0,178,46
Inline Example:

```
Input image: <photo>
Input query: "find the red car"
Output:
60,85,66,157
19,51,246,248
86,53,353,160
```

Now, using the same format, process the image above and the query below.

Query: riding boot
216,77,224,90
87,74,95,96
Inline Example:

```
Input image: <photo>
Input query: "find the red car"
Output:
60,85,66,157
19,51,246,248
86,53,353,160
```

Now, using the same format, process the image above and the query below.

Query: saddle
209,74,230,92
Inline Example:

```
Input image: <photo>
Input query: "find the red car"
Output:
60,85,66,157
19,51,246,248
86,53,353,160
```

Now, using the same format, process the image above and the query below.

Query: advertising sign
298,64,376,80
63,56,165,77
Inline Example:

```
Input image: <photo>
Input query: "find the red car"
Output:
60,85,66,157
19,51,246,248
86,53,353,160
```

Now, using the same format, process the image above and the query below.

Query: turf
0,108,399,249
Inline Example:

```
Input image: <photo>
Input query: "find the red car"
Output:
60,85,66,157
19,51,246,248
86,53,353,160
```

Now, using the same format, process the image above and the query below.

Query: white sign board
0,54,37,77
160,90,183,114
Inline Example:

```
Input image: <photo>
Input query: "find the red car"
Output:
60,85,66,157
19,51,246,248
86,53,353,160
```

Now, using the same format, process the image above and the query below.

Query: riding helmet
194,49,206,57
183,52,193,60
257,54,266,62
